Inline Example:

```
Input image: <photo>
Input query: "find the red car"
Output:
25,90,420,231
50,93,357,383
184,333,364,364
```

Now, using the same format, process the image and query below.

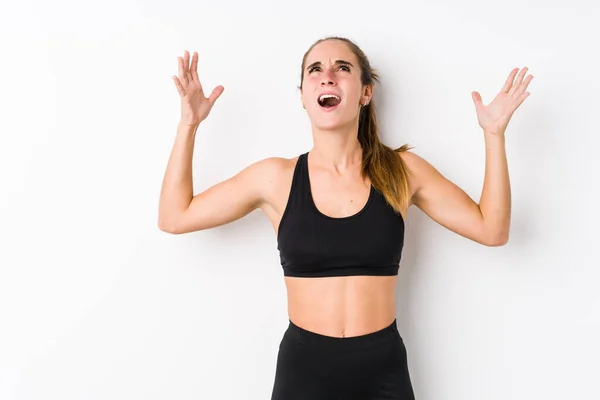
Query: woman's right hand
172,50,224,127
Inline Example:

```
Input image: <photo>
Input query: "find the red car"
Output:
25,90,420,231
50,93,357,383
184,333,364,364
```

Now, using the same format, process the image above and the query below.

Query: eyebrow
306,60,354,70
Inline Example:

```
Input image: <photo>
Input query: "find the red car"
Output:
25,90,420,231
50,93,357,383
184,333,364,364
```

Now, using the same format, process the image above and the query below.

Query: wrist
177,121,200,135
483,130,506,149
483,129,505,140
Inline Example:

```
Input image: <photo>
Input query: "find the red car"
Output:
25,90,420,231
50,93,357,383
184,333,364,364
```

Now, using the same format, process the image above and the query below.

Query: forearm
478,132,511,244
158,122,199,230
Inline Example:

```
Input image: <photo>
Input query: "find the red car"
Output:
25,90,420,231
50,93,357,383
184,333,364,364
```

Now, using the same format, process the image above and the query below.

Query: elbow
158,221,176,234
484,230,509,247
157,216,183,235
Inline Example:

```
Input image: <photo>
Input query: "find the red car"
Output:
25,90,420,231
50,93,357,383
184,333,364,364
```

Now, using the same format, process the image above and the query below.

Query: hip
271,319,415,399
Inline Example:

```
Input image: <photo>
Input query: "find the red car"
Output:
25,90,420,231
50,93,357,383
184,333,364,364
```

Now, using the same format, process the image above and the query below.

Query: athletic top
277,152,405,278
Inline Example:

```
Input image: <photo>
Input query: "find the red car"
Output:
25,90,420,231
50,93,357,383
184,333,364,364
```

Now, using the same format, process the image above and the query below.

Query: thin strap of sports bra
297,152,313,205
284,152,311,213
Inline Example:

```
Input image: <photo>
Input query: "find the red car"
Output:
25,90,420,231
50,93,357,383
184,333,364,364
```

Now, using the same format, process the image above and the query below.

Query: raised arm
158,124,279,234
402,149,507,246
404,67,533,246
158,50,272,234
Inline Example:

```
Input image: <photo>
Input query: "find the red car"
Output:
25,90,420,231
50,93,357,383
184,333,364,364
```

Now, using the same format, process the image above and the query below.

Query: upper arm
401,151,496,246
163,157,281,234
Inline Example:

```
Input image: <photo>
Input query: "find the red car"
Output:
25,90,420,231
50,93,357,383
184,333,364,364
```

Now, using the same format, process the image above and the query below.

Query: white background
1,0,598,399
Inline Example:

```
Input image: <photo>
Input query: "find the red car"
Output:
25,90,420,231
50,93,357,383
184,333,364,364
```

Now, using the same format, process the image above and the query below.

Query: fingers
513,73,534,98
501,68,519,93
177,50,191,85
471,91,483,108
190,51,200,83
178,50,205,92
514,91,530,109
177,56,188,85
208,85,225,105
508,67,528,96
177,56,186,85
183,50,190,83
172,76,186,97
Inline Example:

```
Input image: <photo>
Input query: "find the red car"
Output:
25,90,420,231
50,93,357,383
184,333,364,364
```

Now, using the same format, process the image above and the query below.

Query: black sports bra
277,152,405,278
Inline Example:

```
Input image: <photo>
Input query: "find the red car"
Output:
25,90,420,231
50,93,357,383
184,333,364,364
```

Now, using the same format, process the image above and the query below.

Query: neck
310,120,363,169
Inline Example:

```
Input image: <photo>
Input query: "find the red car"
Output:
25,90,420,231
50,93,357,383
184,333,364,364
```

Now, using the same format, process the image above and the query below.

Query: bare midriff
284,275,398,338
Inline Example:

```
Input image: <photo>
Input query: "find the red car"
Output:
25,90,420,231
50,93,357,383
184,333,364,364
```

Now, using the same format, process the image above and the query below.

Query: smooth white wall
1,0,598,399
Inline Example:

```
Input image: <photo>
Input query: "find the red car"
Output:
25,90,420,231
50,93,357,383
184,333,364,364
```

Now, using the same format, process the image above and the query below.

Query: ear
362,84,374,105
299,87,306,109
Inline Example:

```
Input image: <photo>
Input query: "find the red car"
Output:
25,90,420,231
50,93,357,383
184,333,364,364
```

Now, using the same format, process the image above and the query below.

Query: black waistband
284,319,402,353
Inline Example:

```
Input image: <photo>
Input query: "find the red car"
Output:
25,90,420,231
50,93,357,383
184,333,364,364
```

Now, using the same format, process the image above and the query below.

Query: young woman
158,36,533,399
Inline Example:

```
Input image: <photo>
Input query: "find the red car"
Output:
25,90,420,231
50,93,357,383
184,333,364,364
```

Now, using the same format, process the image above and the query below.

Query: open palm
472,67,533,135
173,50,224,126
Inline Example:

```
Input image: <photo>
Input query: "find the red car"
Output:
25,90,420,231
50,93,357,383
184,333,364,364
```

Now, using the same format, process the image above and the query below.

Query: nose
320,68,336,86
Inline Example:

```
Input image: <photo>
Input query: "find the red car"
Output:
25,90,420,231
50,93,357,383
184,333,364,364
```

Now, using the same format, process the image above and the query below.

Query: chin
310,110,355,131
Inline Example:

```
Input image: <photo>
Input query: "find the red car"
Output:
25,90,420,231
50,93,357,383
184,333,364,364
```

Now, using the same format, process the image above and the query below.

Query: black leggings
271,319,416,400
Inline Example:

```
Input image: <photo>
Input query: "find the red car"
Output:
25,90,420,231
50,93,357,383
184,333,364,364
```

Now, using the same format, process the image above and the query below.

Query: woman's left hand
471,67,534,136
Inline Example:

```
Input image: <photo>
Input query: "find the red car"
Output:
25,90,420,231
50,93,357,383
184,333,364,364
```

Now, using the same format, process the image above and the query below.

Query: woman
158,36,533,399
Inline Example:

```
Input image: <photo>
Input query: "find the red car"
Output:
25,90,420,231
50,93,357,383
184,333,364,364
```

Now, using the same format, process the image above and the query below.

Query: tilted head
299,37,378,131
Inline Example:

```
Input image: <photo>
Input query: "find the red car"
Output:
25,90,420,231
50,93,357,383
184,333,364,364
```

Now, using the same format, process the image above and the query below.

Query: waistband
284,318,401,353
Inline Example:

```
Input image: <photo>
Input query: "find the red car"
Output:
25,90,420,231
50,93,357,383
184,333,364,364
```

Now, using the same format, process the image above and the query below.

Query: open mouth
317,94,341,109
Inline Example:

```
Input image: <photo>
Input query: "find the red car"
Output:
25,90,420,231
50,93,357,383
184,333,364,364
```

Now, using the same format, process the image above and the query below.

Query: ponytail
358,100,412,216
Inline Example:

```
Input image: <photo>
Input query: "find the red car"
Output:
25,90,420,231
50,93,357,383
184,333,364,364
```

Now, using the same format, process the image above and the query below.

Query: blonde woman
159,36,533,399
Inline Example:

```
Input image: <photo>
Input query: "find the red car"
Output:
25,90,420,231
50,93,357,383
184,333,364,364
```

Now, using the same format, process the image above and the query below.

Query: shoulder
237,155,296,178
396,147,442,199
243,154,299,197
249,155,298,179
396,148,430,174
